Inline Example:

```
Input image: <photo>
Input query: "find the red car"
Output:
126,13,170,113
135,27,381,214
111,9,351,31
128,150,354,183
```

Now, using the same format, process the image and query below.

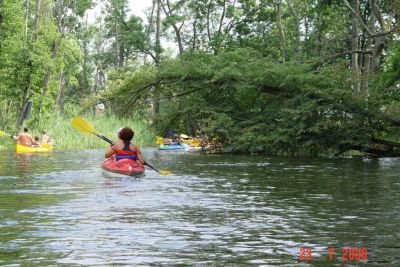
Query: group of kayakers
13,128,54,147
156,131,207,148
12,125,142,164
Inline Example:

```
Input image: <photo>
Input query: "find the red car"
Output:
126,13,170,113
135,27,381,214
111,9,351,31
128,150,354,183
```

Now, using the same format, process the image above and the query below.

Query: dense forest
1,0,400,155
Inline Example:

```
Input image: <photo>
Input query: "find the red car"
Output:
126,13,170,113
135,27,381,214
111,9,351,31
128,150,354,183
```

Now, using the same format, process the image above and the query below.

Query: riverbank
0,115,156,151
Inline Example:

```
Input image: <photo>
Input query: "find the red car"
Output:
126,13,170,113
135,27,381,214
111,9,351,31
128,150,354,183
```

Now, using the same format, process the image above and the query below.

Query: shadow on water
0,148,399,266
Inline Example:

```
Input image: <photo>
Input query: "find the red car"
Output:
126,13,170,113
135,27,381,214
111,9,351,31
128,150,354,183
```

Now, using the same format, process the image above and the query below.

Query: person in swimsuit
13,127,36,146
41,130,54,145
105,127,145,164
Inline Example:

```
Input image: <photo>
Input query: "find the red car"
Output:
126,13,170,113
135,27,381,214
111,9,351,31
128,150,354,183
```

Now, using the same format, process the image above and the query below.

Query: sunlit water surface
0,149,399,266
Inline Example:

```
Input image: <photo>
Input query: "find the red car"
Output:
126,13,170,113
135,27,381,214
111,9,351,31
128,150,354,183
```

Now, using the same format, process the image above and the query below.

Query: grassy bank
0,115,156,151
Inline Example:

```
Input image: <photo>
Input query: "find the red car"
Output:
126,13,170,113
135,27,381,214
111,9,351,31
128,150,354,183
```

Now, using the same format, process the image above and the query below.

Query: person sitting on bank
41,130,54,145
13,127,36,147
105,127,145,164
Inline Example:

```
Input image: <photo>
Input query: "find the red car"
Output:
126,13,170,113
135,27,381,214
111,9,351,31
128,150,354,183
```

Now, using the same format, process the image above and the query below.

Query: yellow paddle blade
159,170,172,175
71,116,97,135
0,130,7,137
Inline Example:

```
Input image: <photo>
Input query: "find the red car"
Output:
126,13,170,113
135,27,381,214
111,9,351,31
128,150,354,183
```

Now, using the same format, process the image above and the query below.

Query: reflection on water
0,149,399,266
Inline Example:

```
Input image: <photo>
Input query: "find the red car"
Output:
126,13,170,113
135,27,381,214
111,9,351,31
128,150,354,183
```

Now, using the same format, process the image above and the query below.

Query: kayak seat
115,155,137,161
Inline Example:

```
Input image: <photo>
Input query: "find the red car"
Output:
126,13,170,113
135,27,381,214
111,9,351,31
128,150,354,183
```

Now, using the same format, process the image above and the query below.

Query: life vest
113,141,137,161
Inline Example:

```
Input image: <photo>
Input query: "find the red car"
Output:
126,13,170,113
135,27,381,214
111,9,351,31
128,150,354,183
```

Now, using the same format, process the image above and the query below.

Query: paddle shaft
143,162,160,173
96,133,114,145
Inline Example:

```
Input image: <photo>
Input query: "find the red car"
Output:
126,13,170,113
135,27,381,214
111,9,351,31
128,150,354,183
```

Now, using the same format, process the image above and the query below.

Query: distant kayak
16,143,53,154
101,156,145,176
158,144,187,150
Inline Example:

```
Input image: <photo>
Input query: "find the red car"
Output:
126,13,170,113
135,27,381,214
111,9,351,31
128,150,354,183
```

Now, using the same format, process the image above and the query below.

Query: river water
0,148,399,266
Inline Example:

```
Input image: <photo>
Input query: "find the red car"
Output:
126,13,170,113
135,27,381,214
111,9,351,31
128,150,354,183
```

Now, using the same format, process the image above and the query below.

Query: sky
87,0,177,53
128,0,153,21
88,0,153,23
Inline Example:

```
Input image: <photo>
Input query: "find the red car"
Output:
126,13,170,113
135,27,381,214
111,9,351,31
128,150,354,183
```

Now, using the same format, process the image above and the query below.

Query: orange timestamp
299,247,368,261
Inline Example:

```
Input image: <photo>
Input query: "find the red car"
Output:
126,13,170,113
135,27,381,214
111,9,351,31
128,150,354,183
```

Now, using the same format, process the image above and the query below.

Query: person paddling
105,127,145,165
13,127,36,147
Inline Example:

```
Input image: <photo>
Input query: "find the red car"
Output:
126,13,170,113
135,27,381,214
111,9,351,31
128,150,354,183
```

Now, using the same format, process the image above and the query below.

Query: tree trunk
114,20,120,67
143,0,156,64
360,2,374,93
152,0,161,122
93,67,99,96
218,0,226,34
56,71,66,113
344,0,387,74
360,35,372,93
351,0,361,94
39,39,60,114
161,0,184,54
371,35,384,72
0,99,12,129
275,0,287,61
370,0,386,73
287,0,301,60
119,42,124,67
192,16,197,50
31,0,40,42
187,112,197,136
155,0,161,64
206,1,212,47
24,0,30,42
82,15,89,96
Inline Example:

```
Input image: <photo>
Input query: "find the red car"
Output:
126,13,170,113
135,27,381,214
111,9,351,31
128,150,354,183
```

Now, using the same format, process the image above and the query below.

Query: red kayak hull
101,157,145,176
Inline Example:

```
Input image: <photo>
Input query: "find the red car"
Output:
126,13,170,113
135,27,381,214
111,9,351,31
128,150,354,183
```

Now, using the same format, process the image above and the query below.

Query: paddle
71,116,114,144
71,116,172,175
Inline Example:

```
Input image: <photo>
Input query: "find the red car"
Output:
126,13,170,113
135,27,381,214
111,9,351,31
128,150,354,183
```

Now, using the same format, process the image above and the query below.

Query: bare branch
302,50,372,63
343,0,374,36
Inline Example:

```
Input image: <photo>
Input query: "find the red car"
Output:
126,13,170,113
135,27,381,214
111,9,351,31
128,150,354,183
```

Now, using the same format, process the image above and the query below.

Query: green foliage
101,46,400,155
380,43,400,87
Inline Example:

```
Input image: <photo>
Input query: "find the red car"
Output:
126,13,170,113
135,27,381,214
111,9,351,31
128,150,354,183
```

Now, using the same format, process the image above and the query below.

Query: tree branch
343,0,393,37
343,0,374,36
302,50,372,63
371,138,400,148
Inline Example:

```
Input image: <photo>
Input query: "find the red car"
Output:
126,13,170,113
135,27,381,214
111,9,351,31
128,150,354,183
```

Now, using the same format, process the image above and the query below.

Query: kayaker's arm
29,135,36,145
105,146,115,158
136,147,145,165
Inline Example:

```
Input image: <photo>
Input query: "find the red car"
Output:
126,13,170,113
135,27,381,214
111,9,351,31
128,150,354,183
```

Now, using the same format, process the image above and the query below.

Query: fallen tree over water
96,48,400,157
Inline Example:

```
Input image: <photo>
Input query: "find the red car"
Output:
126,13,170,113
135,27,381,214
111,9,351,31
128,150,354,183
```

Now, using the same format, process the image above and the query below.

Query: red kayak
101,156,145,176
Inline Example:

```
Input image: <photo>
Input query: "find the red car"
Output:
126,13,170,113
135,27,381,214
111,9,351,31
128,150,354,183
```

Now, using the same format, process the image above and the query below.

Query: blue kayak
158,144,187,150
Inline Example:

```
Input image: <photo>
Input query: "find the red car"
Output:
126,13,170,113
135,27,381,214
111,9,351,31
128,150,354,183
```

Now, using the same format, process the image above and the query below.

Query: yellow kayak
155,136,164,145
16,143,53,153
